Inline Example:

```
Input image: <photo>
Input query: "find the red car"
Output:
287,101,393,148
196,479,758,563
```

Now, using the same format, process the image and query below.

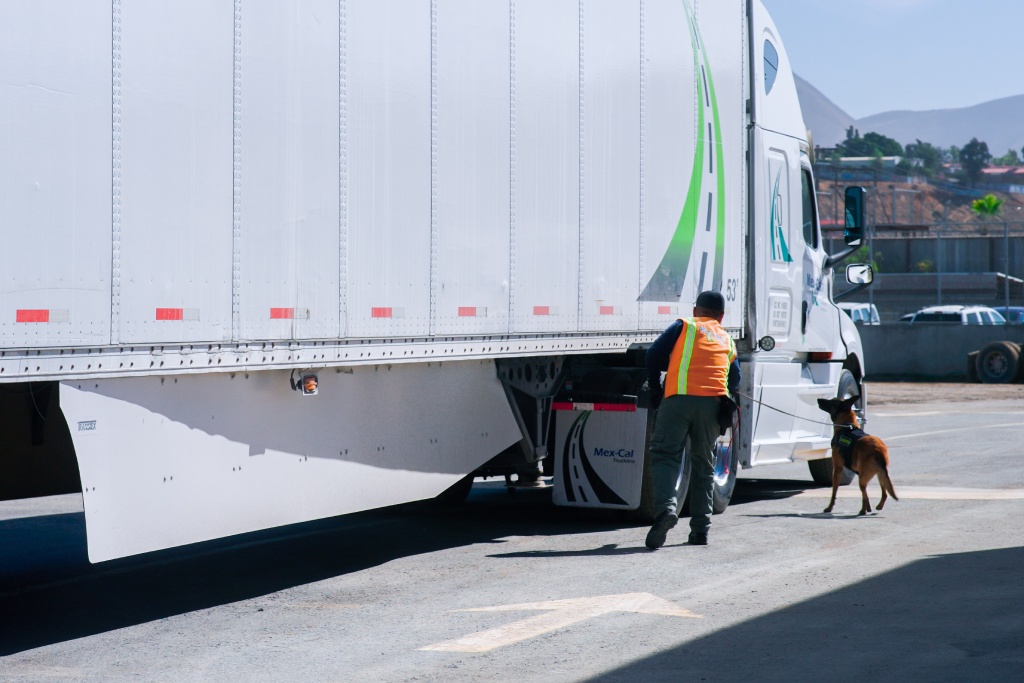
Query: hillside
858,95,1024,157
797,77,1024,156
794,75,856,149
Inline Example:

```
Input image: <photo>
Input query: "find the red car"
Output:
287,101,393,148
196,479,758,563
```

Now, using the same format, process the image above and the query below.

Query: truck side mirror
844,187,866,246
834,263,874,303
845,263,873,285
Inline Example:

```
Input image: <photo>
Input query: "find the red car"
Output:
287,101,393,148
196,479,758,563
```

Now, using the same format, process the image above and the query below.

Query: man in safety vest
644,290,740,549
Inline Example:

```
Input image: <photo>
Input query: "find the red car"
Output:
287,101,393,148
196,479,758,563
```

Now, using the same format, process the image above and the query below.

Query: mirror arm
833,281,872,303
825,244,861,269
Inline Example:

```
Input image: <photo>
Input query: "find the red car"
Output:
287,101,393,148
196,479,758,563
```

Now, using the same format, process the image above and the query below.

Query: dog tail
876,457,898,501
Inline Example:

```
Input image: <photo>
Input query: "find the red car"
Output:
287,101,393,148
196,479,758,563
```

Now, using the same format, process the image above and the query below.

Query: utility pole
1005,219,1010,314
937,201,946,306
869,173,876,314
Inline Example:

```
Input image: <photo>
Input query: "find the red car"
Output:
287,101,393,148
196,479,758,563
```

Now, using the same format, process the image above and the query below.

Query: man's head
693,290,726,322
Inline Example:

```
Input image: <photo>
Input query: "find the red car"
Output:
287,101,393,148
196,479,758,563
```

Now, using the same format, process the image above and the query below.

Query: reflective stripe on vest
675,320,698,395
666,317,736,397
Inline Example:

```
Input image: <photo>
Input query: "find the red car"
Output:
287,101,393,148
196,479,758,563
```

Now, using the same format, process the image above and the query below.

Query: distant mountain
858,95,1024,157
796,77,1024,157
794,75,856,149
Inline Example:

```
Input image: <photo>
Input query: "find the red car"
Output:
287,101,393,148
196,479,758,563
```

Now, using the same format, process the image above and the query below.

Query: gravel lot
867,380,1024,405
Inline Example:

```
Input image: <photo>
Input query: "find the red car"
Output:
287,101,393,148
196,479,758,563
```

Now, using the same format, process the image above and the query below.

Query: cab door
798,162,836,352
748,128,800,462
752,131,800,352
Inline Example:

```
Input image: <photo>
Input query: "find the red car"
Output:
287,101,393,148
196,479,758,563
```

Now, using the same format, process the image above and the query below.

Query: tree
972,193,1003,218
863,132,904,157
992,149,1022,166
853,245,884,273
972,193,1008,310
838,131,903,158
904,139,942,175
840,134,876,157
960,138,991,186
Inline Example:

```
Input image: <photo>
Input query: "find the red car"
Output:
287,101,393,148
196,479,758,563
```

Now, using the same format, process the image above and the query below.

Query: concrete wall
859,324,1024,380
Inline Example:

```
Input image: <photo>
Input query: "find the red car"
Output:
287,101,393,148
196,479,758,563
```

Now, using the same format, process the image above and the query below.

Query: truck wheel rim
713,434,732,486
984,352,1008,376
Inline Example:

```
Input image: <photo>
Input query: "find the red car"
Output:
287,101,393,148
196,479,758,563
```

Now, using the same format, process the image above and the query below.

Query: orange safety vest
665,317,736,398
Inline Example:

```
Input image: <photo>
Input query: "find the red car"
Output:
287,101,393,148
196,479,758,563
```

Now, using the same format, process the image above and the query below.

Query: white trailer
0,0,869,562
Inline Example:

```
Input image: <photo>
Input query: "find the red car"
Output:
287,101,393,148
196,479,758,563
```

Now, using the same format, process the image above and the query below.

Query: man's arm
727,358,741,396
645,320,683,390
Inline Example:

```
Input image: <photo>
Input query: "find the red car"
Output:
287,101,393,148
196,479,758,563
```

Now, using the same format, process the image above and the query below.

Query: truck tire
711,407,740,514
975,341,1021,384
808,369,858,486
629,408,689,523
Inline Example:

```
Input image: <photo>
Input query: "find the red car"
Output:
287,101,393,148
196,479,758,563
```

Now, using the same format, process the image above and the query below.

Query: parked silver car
837,302,880,325
905,305,1005,325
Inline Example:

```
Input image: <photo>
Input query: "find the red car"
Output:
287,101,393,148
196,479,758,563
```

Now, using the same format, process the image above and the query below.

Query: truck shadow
587,545,1024,682
0,478,823,655
0,485,605,655
730,477,825,505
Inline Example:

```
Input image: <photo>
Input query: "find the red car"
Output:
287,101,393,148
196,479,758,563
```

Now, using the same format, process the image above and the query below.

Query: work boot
645,511,678,550
688,531,708,546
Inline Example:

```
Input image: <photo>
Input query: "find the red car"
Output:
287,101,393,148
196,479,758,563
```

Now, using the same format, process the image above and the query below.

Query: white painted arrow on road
420,592,701,653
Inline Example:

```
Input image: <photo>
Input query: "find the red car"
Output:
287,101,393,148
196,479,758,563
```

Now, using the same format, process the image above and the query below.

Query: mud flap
552,403,649,510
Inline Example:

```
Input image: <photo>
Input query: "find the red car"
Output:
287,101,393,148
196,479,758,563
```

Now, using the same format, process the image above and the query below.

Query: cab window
800,168,819,248
764,40,779,94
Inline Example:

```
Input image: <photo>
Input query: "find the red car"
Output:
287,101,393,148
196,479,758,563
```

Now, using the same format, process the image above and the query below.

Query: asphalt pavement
1,388,1023,682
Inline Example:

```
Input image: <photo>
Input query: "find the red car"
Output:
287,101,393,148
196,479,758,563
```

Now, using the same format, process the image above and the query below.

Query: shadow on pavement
0,477,830,655
730,478,824,505
486,543,656,559
0,484,626,655
589,546,1024,682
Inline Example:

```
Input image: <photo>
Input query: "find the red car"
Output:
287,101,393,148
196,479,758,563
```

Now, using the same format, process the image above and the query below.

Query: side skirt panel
61,361,520,562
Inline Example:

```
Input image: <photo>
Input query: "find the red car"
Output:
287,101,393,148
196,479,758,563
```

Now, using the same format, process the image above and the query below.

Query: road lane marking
872,411,946,417
875,411,1024,418
796,486,1024,501
419,592,700,653
883,421,1024,442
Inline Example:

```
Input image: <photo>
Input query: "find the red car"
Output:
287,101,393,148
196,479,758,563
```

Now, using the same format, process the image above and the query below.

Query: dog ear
816,398,831,411
839,395,859,410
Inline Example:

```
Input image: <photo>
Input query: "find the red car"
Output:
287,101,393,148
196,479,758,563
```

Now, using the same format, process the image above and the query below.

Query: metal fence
814,172,1024,321
827,222,1024,322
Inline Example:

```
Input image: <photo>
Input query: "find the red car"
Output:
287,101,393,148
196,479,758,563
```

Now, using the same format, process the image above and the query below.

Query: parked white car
905,305,1006,325
837,302,880,325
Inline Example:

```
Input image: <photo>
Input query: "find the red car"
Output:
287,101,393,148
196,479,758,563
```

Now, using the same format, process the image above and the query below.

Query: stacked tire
972,341,1024,384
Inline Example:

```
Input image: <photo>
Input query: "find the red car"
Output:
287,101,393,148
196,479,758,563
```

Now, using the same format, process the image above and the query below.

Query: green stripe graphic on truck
639,1,726,302
696,19,728,291
770,171,793,262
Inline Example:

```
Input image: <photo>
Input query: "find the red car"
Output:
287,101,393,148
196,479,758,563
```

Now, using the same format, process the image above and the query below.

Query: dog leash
734,391,841,428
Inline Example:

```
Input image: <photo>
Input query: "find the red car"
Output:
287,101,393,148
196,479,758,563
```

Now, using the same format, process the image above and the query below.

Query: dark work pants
649,394,720,534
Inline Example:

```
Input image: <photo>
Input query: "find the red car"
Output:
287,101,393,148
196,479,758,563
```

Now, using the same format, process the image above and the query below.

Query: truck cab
745,1,866,476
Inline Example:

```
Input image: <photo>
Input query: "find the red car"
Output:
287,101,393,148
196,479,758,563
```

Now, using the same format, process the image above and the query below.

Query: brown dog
816,395,898,516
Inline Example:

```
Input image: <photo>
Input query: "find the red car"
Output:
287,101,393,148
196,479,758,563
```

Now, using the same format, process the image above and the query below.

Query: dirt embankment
817,178,1024,227
867,381,1024,405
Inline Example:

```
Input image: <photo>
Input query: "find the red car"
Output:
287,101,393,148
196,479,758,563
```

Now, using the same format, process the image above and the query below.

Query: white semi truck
0,0,870,562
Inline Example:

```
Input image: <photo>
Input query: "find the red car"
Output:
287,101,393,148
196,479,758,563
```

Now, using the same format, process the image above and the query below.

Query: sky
760,0,1024,119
